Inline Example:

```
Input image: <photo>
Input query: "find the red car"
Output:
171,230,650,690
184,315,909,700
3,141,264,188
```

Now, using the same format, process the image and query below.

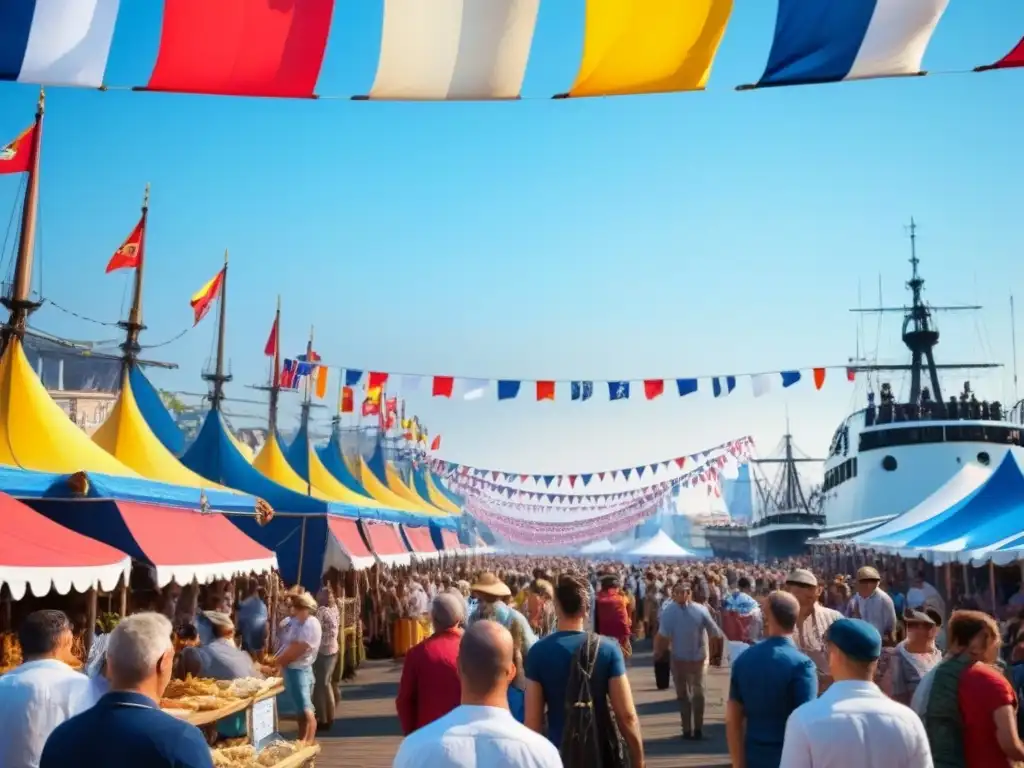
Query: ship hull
821,413,1024,530
705,519,822,562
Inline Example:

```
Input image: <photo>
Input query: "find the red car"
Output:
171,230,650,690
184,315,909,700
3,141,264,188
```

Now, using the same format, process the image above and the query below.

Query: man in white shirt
393,619,561,768
0,610,90,768
779,618,932,768
851,566,898,643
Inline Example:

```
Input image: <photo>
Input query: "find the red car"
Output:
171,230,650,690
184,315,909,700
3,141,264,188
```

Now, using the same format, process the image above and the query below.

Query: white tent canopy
579,538,616,555
623,530,694,559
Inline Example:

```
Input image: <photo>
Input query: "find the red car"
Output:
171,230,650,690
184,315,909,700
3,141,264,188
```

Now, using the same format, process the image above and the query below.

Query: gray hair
107,612,173,687
431,592,466,631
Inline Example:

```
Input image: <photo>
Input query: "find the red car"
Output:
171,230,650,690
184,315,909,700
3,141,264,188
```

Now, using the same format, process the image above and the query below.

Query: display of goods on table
211,740,320,768
1,632,84,674
159,675,283,721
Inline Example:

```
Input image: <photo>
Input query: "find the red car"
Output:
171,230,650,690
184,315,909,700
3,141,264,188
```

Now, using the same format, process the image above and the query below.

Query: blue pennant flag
781,370,802,388
543,475,555,487
571,381,593,401
636,466,646,479
344,369,363,387
497,380,521,400
623,468,633,480
532,474,541,484
712,376,736,398
608,381,630,401
581,473,593,486
676,378,698,397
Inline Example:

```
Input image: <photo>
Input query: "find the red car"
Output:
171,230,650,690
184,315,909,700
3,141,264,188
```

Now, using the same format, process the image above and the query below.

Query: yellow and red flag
105,215,145,273
0,125,36,175
362,386,382,417
189,268,225,326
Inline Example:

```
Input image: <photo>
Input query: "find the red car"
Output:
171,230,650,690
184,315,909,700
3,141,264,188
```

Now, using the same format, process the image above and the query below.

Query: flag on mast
189,268,225,325
105,216,145,272
0,125,36,175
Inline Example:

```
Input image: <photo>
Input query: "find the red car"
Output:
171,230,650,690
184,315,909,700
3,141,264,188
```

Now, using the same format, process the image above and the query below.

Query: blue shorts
285,666,315,714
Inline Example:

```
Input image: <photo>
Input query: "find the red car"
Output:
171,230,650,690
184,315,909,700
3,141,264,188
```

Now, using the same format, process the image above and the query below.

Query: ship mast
750,423,823,521
849,219,996,403
1,89,45,355
119,184,150,372
202,250,232,411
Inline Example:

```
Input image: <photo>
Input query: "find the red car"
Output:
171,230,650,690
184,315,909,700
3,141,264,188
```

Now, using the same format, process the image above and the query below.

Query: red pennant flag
385,396,398,416
674,457,686,469
368,371,389,390
189,268,225,326
105,216,145,273
813,367,826,390
568,475,577,488
536,381,555,401
430,435,442,451
0,124,36,175
432,376,454,398
846,367,856,382
598,472,606,481
263,315,278,357
519,474,528,483
340,386,354,413
643,379,665,400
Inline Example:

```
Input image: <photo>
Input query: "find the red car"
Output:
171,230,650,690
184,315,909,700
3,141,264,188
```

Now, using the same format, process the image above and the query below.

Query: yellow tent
355,456,442,516
425,472,461,515
288,435,386,509
252,432,332,500
384,461,449,516
92,371,232,491
0,338,138,476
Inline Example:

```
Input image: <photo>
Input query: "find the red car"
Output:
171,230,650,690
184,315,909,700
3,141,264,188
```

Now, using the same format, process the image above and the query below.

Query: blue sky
0,1,1021,494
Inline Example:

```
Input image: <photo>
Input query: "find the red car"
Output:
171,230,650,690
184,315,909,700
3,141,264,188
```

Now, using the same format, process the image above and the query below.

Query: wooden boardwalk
301,641,731,767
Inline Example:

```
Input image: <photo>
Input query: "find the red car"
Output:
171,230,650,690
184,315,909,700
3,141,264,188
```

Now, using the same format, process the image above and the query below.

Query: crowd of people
3,552,1024,767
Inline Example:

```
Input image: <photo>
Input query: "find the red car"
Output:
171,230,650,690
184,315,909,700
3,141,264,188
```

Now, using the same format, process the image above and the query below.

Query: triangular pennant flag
598,472,606,481
623,468,632,480
568,475,577,488
636,466,645,479
813,368,826,390
581,473,592,486
543,475,555,487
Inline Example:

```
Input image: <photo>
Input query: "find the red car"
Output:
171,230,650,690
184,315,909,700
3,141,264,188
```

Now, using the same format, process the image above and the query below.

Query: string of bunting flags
1,2,1019,99
317,365,853,409
467,497,661,547
432,436,753,501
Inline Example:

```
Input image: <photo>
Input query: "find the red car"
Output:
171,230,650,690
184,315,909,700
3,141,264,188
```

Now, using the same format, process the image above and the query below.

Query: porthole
882,455,898,472
977,451,991,466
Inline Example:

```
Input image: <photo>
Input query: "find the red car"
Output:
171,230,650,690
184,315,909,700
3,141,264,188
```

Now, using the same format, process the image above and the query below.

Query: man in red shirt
595,573,632,657
396,593,465,734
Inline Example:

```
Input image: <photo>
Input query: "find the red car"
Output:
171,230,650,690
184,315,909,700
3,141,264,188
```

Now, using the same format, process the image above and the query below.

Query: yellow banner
566,0,734,98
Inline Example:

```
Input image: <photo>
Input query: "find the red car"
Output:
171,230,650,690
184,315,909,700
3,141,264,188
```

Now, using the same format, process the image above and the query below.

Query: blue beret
825,618,881,662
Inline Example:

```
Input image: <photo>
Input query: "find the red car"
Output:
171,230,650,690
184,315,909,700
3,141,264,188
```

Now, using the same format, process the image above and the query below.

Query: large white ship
820,222,1019,535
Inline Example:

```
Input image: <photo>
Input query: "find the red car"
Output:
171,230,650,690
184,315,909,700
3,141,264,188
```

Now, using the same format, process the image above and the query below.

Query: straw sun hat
470,572,512,598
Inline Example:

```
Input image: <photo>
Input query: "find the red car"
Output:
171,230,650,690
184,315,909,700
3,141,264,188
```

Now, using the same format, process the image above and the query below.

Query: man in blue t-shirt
524,572,644,768
726,591,817,768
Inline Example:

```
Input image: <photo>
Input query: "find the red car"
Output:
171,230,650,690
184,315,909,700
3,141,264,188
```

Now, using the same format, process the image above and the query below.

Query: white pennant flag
750,374,772,398
400,374,424,392
461,378,488,400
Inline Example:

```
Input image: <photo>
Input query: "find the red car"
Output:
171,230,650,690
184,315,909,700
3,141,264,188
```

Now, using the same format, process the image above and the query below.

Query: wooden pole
85,588,98,656
118,576,128,617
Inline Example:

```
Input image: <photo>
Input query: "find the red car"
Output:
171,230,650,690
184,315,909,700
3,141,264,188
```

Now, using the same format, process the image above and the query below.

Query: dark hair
737,577,752,591
948,610,998,649
554,573,589,617
766,591,799,633
19,610,71,657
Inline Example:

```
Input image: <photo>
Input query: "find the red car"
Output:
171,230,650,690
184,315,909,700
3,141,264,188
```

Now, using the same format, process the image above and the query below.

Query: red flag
385,397,398,416
263,316,278,357
368,371,389,390
813,367,826,390
674,457,686,469
105,216,145,273
0,125,36,175
432,376,454,398
643,379,665,400
536,381,555,401
846,367,856,382
430,435,442,451
189,268,225,326
340,386,354,413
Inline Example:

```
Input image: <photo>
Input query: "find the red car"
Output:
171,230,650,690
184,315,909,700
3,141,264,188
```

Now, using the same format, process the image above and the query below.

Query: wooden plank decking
301,641,730,767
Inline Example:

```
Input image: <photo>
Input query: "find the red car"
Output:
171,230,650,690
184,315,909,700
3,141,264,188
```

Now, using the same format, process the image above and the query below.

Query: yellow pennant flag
564,0,733,98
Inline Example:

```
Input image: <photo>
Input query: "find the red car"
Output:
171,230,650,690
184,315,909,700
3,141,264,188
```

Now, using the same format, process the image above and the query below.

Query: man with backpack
524,573,644,768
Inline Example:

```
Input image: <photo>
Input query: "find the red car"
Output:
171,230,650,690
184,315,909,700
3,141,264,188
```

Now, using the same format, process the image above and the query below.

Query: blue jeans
285,666,315,715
